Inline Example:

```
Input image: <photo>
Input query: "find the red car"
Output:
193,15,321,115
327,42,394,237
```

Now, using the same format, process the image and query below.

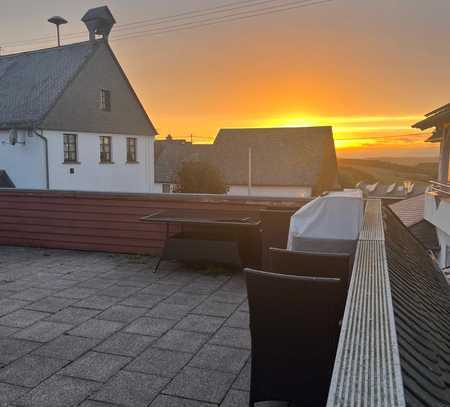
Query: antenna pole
56,25,61,47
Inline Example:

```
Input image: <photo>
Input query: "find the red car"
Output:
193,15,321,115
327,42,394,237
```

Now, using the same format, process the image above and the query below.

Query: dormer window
100,89,111,111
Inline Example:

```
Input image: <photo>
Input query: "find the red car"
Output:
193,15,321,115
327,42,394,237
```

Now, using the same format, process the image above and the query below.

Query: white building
155,127,339,197
0,6,156,193
414,103,450,270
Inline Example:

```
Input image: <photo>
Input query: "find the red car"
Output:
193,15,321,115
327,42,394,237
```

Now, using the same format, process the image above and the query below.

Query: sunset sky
2,0,450,157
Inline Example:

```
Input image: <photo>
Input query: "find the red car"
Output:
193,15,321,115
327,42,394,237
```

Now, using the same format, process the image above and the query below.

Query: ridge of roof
0,40,94,60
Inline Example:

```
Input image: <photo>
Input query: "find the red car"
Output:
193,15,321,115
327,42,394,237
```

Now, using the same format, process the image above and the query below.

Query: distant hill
363,156,438,167
338,158,437,188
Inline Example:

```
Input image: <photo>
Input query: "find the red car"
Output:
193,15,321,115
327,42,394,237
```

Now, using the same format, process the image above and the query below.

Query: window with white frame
127,138,137,163
63,134,78,162
100,136,112,163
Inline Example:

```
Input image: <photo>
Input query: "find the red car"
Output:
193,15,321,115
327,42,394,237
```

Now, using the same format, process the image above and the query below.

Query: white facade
0,129,154,193
154,182,312,198
424,191,450,267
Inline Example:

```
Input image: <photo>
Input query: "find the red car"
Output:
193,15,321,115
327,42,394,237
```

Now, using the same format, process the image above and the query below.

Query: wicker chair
245,268,342,407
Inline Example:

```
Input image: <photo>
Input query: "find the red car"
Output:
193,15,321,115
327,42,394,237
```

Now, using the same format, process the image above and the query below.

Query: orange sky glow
2,0,449,158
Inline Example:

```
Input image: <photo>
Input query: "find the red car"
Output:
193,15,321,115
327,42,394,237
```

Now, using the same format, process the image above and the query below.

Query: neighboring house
155,126,339,197
0,6,157,193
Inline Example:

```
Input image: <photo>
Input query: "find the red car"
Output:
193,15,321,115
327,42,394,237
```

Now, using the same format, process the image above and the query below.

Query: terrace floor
0,246,286,407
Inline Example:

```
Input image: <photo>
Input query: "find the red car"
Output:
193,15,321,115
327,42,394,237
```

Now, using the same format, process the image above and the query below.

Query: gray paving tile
94,332,154,357
149,395,214,407
75,295,120,310
175,314,225,334
146,303,191,321
0,382,29,404
79,401,117,407
0,298,29,316
24,296,76,313
97,305,147,323
0,309,50,328
46,307,100,325
56,287,98,300
12,288,54,302
61,351,130,382
33,334,100,360
209,327,251,350
76,278,116,290
163,366,235,404
92,370,169,407
189,345,249,373
0,338,41,364
120,294,165,308
209,291,247,304
163,292,208,308
220,389,248,407
68,319,123,339
0,325,19,337
13,374,101,407
193,301,238,318
13,321,73,342
232,361,250,391
140,283,180,297
153,329,209,353
0,354,68,387
98,285,141,298
126,347,192,377
224,311,249,329
125,317,176,337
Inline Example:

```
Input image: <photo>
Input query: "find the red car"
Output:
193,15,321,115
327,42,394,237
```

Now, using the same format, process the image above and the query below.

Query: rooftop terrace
0,247,283,407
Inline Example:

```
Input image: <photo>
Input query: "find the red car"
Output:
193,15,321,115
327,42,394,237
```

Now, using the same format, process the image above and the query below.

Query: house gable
42,41,156,136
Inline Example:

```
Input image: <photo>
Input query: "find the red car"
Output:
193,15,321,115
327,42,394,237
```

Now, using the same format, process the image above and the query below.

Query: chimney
81,6,116,42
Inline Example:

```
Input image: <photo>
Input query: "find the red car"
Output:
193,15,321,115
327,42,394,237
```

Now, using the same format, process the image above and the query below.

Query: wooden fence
0,190,308,255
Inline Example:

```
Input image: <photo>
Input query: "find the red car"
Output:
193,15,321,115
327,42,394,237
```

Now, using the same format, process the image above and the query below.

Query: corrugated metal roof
0,41,96,129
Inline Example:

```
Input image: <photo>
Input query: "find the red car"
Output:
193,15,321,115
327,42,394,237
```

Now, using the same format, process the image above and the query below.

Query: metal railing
429,180,450,196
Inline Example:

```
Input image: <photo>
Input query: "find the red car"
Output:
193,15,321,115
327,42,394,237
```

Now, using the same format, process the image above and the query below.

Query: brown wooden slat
0,190,306,255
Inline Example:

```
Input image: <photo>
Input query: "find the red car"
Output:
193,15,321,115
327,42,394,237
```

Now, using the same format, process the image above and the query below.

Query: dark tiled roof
383,207,450,407
0,42,96,129
409,220,440,253
0,170,15,188
155,127,339,192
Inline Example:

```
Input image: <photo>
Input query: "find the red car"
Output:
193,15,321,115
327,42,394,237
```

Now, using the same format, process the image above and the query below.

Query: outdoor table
141,209,262,272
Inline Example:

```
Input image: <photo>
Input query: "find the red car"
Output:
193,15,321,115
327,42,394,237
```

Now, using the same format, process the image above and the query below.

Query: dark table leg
154,222,169,273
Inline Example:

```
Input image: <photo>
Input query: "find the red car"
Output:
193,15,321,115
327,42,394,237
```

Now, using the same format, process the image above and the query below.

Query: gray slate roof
0,42,96,129
384,207,450,406
156,127,339,193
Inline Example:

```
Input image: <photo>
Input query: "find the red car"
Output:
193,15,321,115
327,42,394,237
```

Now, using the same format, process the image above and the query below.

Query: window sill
126,161,140,164
99,161,115,165
63,161,81,165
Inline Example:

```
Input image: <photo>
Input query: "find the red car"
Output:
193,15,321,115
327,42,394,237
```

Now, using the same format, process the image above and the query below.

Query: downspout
33,129,49,189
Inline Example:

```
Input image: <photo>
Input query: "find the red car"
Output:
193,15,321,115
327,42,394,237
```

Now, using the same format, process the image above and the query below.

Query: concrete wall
154,183,312,198
0,130,46,189
46,130,154,193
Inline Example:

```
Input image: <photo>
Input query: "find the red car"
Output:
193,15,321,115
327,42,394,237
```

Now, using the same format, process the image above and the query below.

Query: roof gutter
33,129,49,189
